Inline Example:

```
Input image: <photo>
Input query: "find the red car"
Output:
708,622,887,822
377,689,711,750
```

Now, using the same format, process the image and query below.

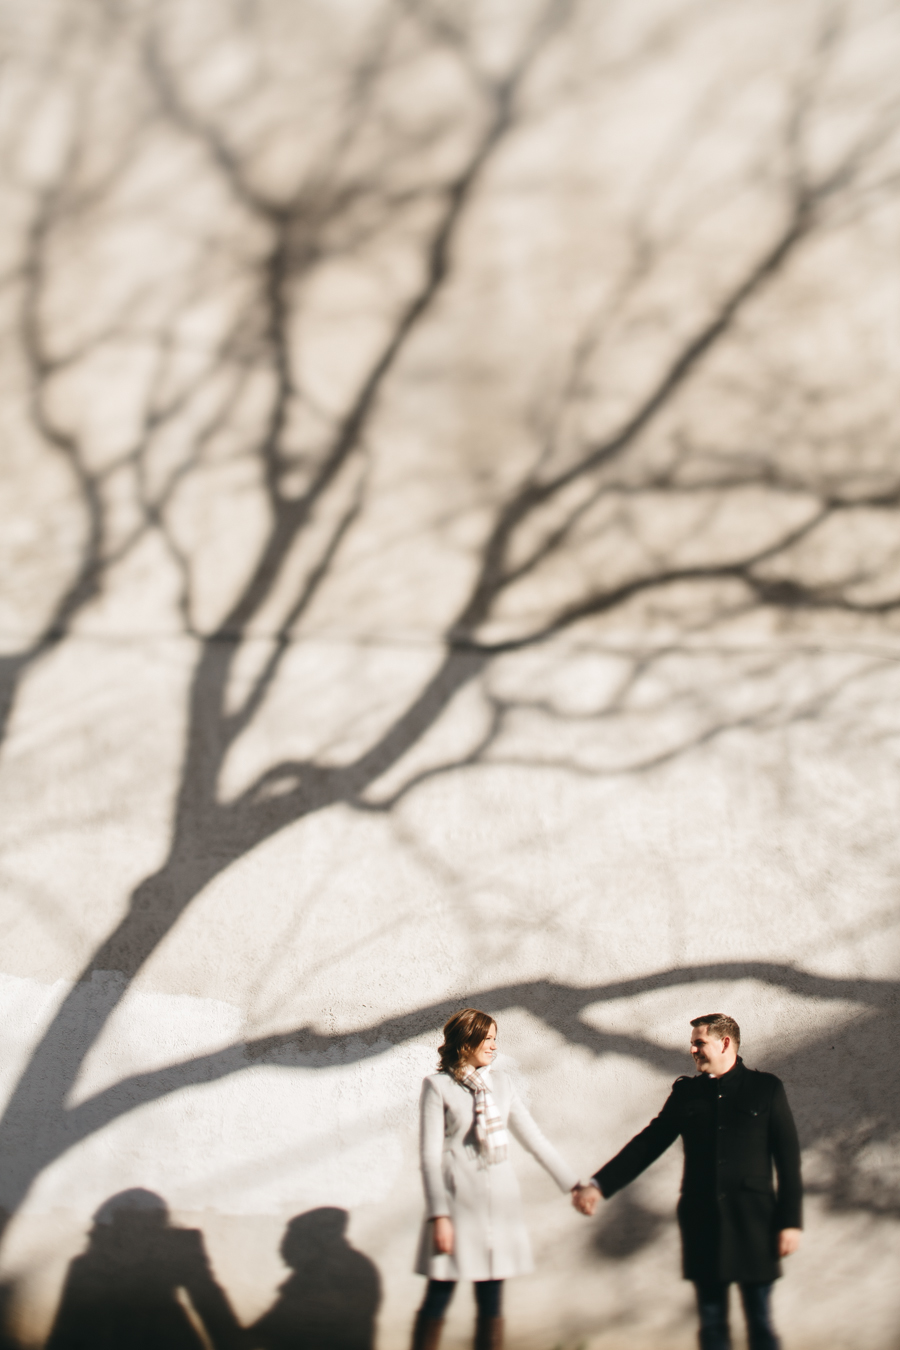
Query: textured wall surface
1,0,900,1346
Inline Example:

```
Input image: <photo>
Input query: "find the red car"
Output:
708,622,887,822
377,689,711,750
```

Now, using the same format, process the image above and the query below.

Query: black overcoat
593,1058,802,1283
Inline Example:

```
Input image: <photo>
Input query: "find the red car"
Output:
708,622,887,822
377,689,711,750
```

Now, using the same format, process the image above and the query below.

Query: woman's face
467,1023,497,1069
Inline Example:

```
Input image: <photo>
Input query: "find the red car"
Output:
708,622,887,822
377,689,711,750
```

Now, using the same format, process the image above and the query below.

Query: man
572,1014,802,1350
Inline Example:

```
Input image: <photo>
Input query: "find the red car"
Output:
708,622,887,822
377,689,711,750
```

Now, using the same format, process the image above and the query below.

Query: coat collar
698,1055,744,1092
715,1056,744,1093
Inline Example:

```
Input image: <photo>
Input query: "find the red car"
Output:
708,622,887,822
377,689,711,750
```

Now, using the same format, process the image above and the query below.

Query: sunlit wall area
1,0,900,1346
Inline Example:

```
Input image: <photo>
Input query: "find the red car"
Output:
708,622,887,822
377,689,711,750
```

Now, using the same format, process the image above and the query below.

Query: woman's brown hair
437,1008,495,1080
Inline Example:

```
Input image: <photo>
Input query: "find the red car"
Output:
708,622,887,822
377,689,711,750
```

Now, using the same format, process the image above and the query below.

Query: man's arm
588,1087,682,1204
770,1080,803,1232
770,1078,803,1257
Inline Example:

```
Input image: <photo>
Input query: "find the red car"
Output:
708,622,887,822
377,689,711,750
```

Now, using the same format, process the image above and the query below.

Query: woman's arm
506,1079,580,1192
419,1078,451,1219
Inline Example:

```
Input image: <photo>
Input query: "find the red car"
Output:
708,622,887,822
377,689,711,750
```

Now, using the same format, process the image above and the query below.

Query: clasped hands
570,1183,600,1216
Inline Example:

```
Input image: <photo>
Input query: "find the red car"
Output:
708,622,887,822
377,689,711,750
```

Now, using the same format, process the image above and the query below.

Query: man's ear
720,1036,731,1054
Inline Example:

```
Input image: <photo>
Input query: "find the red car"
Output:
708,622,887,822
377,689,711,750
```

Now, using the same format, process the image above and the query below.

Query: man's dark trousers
695,1280,779,1349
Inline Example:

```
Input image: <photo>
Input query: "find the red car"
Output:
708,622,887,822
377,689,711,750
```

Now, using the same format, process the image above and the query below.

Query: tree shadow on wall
248,1208,380,1350
6,0,900,1292
45,1188,243,1350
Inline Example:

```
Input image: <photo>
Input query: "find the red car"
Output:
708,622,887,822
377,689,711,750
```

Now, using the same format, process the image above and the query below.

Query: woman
411,1008,586,1350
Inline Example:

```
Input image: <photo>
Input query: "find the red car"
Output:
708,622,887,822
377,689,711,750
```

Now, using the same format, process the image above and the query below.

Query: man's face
690,1025,733,1076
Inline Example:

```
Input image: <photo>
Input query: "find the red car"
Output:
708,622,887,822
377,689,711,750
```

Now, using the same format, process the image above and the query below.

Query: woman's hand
571,1184,599,1216
432,1216,454,1255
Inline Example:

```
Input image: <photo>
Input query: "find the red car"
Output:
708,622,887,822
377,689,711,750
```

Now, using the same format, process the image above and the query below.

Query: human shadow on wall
248,1207,380,1350
591,1190,668,1262
45,1188,243,1350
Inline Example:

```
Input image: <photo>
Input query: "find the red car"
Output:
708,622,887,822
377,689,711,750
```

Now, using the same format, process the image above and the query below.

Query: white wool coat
415,1067,579,1281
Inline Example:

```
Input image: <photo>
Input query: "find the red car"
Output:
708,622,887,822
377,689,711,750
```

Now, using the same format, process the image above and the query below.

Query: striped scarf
460,1068,508,1165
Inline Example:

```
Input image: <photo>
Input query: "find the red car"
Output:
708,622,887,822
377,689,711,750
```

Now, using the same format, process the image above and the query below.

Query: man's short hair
690,1013,740,1048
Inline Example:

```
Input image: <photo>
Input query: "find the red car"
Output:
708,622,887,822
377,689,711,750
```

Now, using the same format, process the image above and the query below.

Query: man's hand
571,1184,599,1216
432,1216,454,1254
778,1228,802,1257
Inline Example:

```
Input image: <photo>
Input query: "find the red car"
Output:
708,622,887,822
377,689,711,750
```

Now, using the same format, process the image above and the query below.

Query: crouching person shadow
248,1208,380,1350
46,1188,244,1350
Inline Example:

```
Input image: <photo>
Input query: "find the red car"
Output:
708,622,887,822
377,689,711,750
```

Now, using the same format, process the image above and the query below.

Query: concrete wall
1,0,900,1345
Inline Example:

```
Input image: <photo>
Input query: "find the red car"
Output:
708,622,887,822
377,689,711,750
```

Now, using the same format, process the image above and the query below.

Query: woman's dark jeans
420,1279,503,1320
694,1281,779,1349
